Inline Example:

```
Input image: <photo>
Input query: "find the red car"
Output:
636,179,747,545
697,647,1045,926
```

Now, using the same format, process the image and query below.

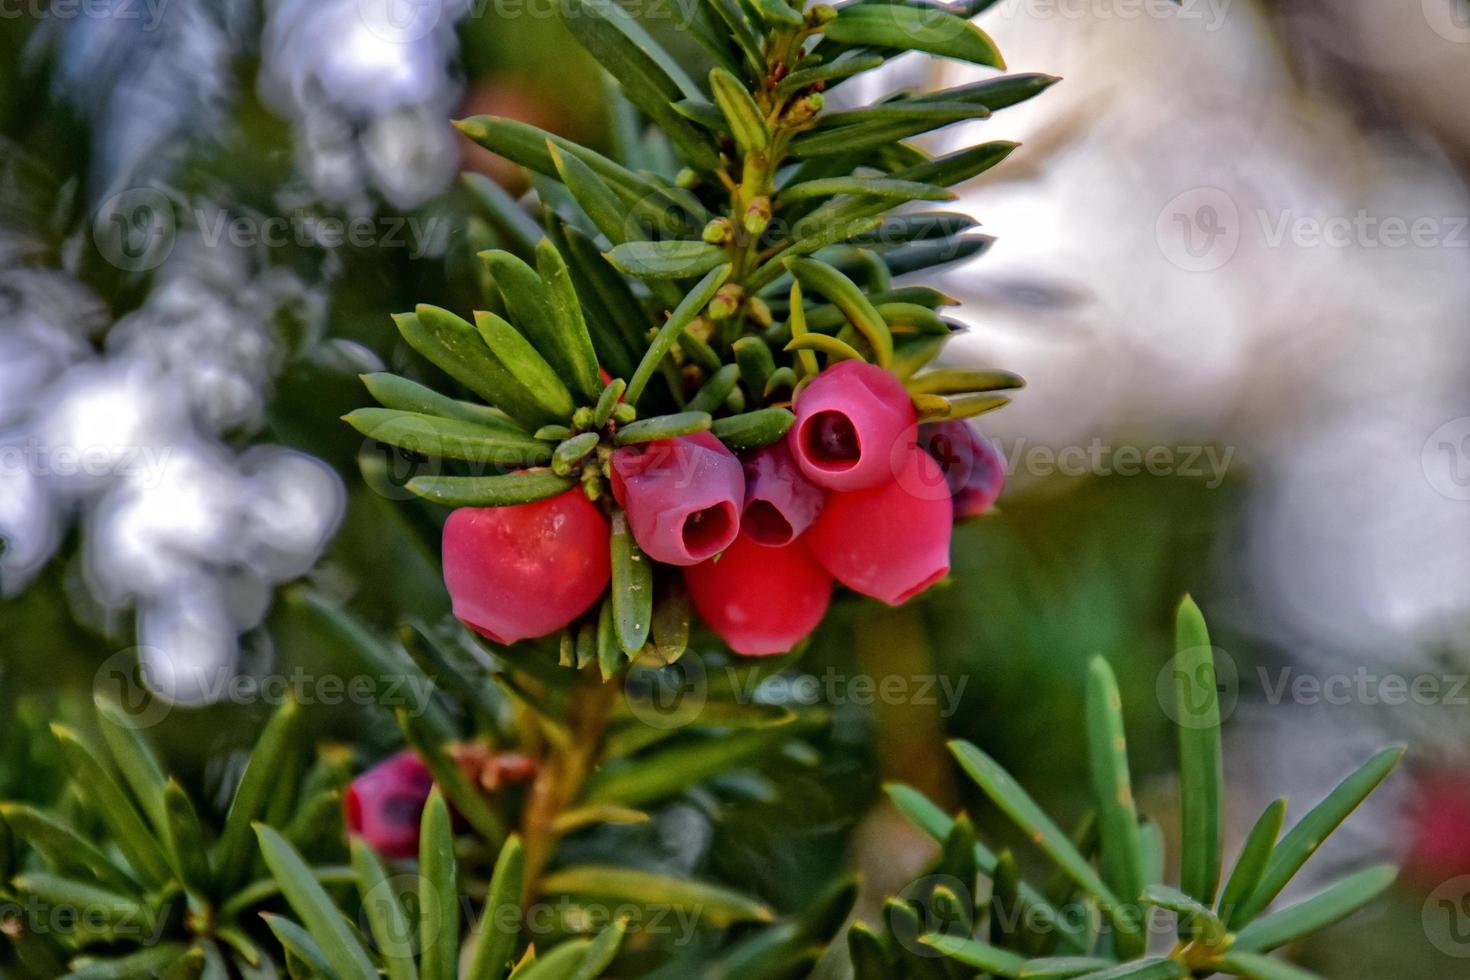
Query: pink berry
610,432,743,566
344,750,433,859
740,441,826,547
1403,768,1470,891
806,444,953,605
442,492,610,645
789,361,917,491
685,533,833,656
919,420,1006,517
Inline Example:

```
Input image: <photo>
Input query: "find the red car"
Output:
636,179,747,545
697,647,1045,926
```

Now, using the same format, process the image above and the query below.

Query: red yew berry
919,420,1007,518
685,533,833,656
789,360,917,491
610,432,743,566
740,440,826,547
1403,767,1470,891
442,492,610,645
343,750,433,859
806,444,953,605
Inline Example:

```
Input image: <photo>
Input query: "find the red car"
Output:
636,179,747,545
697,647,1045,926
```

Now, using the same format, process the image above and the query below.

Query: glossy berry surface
685,532,833,656
806,444,953,605
610,432,744,566
442,491,610,645
740,440,826,547
919,420,1007,517
789,361,917,491
344,750,433,859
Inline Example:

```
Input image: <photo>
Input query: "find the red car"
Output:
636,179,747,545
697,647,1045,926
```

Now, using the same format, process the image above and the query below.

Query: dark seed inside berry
804,411,860,467
743,500,795,546
683,503,736,556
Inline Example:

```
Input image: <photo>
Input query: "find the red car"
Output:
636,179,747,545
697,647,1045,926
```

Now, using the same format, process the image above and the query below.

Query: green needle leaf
1140,884,1225,945
161,780,212,893
823,4,1005,68
401,307,560,431
261,914,335,978
1085,658,1144,955
907,369,1026,395
0,803,139,895
1235,746,1404,923
255,825,377,980
344,409,553,466
360,373,520,429
610,510,653,654
472,310,576,422
918,934,1025,976
786,281,819,378
780,176,955,205
614,411,713,445
777,54,886,97
351,840,416,980
557,0,718,171
469,836,525,980
509,940,593,980
1073,958,1186,979
605,240,728,280
568,918,628,980
406,469,577,507
626,264,731,405
535,238,603,402
538,865,773,927
709,67,769,155
94,696,169,836
686,364,741,414
1173,595,1223,908
1214,951,1326,980
950,740,1128,928
1232,865,1397,955
549,141,636,247
1219,798,1287,929
1019,956,1116,978
418,790,458,980
711,408,795,453
596,598,622,681
785,258,892,368
50,724,173,887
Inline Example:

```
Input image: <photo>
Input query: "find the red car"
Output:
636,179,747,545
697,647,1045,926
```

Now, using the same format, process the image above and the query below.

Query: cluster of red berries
442,362,1005,657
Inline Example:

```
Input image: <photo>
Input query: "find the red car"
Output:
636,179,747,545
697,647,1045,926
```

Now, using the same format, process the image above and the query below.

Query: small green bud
675,167,699,189
743,197,771,236
708,283,744,321
808,4,836,25
747,296,773,327
582,477,603,502
572,406,595,431
783,94,823,125
701,217,734,245
725,386,746,413
612,402,637,424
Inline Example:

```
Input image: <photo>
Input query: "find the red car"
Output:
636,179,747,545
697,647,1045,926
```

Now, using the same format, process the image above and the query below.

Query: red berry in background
344,750,433,859
1403,767,1470,891
789,361,917,491
918,420,1007,518
610,432,743,566
442,492,610,645
740,441,826,547
685,533,833,656
806,444,953,605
